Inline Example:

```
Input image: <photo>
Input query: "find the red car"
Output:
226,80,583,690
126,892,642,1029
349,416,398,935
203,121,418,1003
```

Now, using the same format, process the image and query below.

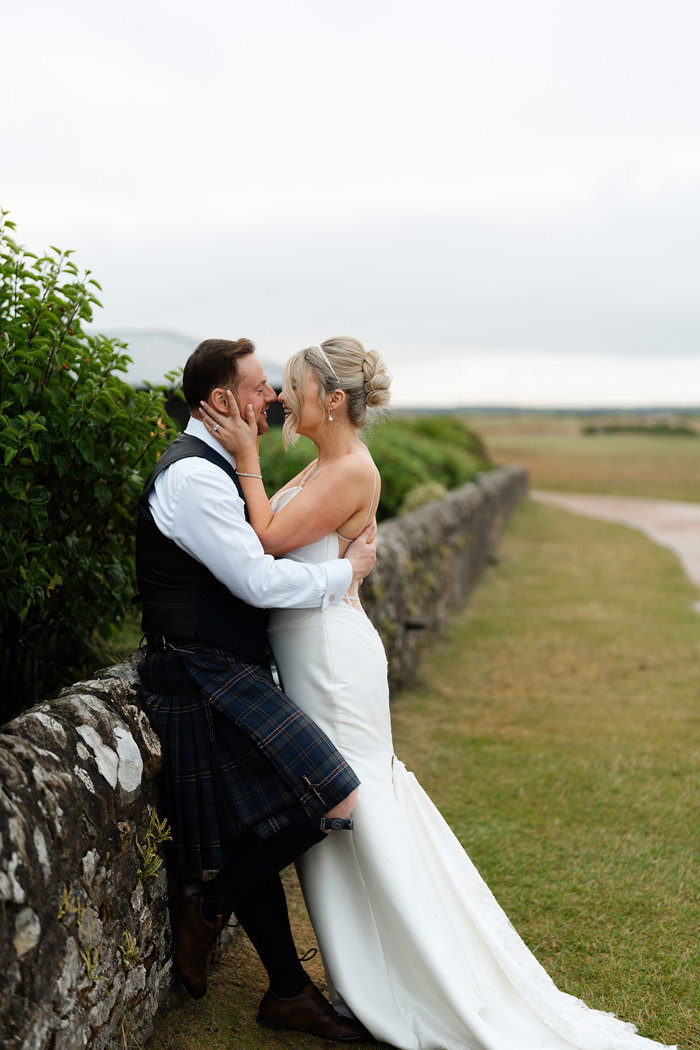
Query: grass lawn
465,412,700,501
148,500,699,1050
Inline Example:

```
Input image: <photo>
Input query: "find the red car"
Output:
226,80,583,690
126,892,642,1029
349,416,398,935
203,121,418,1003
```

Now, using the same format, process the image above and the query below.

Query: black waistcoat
135,433,269,665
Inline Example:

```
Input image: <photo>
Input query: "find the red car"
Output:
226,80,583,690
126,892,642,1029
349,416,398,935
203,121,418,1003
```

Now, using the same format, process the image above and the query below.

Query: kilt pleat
138,642,359,876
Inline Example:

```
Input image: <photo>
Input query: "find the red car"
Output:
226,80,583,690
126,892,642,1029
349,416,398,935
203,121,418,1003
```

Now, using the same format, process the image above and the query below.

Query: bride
199,337,674,1050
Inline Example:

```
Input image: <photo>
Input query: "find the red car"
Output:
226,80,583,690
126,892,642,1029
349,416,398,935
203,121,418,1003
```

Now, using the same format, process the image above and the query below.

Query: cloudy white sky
4,0,700,406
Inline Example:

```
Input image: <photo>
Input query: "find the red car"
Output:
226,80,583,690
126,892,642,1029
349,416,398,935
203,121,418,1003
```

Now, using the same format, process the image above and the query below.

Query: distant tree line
581,421,698,436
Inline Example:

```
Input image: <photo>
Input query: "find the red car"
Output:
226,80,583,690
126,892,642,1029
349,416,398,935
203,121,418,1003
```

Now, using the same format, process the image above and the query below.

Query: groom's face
234,353,277,435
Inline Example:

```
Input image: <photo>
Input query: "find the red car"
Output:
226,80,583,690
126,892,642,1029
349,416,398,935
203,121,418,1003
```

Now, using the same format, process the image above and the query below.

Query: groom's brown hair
183,338,255,408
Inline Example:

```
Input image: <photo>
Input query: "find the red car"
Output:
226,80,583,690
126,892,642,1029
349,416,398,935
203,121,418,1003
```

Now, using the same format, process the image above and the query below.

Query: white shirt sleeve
148,454,352,610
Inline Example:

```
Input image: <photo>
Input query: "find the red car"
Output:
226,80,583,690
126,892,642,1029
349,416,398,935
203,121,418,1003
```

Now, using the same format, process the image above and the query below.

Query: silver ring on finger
212,423,220,432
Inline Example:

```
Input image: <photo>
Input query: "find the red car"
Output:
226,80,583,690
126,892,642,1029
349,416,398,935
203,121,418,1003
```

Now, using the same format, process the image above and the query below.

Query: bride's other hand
200,390,258,459
345,524,377,584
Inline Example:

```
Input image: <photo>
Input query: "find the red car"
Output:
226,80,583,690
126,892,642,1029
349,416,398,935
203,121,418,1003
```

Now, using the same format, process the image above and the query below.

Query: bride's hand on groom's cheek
199,392,258,454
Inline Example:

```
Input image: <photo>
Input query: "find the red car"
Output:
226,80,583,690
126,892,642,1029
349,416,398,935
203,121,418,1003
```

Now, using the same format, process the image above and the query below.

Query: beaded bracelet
235,470,263,479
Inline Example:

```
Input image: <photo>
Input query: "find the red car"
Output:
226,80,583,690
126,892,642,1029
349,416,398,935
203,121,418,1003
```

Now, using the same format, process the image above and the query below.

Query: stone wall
0,659,178,1050
362,465,529,691
0,465,527,1049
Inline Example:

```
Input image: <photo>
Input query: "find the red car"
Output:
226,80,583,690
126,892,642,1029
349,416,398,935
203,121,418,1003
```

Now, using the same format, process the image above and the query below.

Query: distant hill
104,329,285,390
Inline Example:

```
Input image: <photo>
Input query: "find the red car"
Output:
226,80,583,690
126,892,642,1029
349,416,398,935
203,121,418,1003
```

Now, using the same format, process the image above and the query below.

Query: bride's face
280,371,325,439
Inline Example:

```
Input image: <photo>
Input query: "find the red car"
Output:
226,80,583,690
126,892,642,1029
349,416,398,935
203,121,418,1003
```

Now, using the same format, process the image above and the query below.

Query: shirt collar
184,416,236,468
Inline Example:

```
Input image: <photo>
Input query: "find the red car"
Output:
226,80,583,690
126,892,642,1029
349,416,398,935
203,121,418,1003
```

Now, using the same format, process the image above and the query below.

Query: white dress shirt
148,418,351,609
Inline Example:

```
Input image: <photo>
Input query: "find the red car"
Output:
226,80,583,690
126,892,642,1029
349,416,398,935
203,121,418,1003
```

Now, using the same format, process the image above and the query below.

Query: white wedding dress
269,487,675,1050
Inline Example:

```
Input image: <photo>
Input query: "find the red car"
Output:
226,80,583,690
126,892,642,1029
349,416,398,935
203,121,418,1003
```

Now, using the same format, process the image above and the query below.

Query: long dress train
267,487,675,1050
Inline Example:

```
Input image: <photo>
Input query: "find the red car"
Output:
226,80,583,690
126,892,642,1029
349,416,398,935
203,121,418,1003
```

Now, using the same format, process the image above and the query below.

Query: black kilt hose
139,641,360,877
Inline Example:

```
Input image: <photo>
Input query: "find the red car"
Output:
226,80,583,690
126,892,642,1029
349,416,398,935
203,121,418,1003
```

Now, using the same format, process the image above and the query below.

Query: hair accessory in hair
313,345,340,382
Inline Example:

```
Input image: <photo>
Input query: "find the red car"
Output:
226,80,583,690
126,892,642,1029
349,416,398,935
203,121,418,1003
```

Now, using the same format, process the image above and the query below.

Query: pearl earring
328,409,334,422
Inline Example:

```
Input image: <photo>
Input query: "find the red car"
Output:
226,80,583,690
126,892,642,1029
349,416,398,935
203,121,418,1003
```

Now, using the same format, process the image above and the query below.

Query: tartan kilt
138,641,360,877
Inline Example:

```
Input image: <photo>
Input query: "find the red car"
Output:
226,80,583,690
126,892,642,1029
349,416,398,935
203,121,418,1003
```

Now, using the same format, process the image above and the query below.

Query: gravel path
531,490,700,611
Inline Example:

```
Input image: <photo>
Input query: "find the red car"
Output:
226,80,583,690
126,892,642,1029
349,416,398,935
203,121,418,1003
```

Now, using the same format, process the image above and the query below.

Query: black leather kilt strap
146,633,270,668
146,633,198,652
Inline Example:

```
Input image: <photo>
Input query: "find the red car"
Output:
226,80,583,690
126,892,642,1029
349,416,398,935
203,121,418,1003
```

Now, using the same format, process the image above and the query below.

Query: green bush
258,415,491,522
258,429,318,494
0,214,175,719
366,417,491,519
411,414,490,459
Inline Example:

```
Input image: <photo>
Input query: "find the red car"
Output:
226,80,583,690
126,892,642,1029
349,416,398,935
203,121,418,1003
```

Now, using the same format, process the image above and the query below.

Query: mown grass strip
391,501,699,1049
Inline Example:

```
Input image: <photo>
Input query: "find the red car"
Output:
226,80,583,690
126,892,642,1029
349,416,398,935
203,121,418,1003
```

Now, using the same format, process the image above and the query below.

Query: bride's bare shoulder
332,451,380,501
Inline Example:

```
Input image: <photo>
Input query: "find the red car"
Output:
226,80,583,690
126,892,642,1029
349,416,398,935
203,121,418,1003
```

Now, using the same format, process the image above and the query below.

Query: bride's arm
199,394,374,556
233,456,374,556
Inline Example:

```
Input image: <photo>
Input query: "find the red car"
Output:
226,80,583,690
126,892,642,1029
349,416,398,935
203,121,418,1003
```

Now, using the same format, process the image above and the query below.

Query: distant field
465,413,700,501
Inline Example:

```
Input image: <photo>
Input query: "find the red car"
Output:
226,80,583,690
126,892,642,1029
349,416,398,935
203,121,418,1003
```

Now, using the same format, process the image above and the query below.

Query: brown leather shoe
257,981,371,1042
175,880,222,999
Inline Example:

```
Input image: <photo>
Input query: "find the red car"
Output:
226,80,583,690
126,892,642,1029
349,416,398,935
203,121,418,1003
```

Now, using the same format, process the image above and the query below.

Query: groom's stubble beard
254,393,276,436
234,400,268,436
257,413,269,436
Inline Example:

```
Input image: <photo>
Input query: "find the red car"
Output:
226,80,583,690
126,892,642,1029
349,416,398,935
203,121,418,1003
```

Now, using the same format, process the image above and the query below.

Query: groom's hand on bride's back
345,524,377,583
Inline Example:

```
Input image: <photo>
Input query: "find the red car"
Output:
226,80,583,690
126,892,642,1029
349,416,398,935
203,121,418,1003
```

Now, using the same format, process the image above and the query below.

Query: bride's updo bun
313,337,391,426
361,348,392,411
283,336,391,446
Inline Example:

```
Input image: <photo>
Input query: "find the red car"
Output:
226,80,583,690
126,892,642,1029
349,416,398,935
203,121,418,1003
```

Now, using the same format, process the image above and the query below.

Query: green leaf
75,434,95,464
29,487,50,505
3,475,23,497
94,482,111,508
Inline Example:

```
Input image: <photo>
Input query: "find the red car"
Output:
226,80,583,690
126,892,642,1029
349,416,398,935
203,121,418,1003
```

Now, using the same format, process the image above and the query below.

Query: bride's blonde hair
282,337,391,447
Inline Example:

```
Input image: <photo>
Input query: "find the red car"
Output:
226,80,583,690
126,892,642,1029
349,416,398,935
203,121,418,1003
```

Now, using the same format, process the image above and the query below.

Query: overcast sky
4,0,700,406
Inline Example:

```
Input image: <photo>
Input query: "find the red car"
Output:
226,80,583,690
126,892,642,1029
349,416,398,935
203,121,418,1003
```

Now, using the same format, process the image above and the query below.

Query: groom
135,338,375,1041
